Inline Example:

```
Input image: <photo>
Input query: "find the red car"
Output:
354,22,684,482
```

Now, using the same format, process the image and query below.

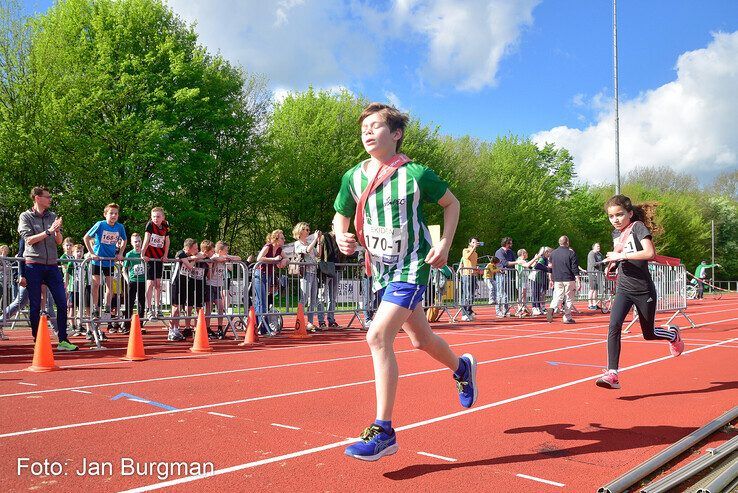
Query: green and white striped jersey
334,159,448,290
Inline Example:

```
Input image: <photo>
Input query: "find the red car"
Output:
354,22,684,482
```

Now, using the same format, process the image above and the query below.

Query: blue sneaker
454,353,478,408
345,424,398,461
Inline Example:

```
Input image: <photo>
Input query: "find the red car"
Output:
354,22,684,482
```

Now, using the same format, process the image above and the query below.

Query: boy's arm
141,232,151,260
163,236,170,259
332,213,357,255
425,189,460,268
117,240,127,261
83,234,96,259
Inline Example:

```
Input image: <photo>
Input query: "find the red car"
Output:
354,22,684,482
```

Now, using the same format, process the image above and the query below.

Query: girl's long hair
605,195,662,234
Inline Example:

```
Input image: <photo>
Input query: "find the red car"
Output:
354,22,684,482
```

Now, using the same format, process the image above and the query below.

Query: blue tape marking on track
546,361,602,368
111,392,178,411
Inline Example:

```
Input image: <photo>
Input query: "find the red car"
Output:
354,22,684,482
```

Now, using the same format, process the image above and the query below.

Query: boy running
333,103,477,461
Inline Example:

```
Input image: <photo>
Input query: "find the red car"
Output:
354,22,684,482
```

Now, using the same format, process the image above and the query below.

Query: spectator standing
587,243,604,309
17,186,77,350
547,236,580,324
494,237,522,318
460,237,480,321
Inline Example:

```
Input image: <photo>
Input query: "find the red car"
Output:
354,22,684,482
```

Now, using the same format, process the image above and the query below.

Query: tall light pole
613,0,621,194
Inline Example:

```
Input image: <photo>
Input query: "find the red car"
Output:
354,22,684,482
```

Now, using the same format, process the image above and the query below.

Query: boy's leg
365,301,410,420
145,279,154,313
104,273,113,310
91,274,101,313
402,304,458,370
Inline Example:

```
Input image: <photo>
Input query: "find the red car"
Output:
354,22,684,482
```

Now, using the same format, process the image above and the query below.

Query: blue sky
23,1,738,185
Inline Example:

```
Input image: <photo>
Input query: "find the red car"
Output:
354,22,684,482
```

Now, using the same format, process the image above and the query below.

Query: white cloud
393,0,540,91
166,0,378,89
165,1,539,93
384,91,404,111
532,31,738,184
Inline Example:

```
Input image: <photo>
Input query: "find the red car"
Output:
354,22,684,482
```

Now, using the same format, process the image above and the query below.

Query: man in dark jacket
547,236,580,324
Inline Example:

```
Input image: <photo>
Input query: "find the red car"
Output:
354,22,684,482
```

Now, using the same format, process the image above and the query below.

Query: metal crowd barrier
71,256,250,348
623,262,694,332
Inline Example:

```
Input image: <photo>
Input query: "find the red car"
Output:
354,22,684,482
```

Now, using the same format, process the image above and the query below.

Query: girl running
596,195,684,390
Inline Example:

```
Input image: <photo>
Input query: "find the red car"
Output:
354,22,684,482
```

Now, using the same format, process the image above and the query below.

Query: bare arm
333,213,357,255
605,237,655,262
425,189,460,268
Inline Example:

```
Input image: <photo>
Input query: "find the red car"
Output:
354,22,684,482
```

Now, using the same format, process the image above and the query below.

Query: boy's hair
104,203,120,214
358,102,409,152
130,233,141,240
517,249,527,257
183,238,197,249
30,186,50,200
73,243,84,251
200,239,215,252
292,222,309,240
63,237,74,244
469,237,479,244
0,244,9,255
501,237,513,247
491,257,500,264
592,242,600,249
215,241,228,252
151,206,165,215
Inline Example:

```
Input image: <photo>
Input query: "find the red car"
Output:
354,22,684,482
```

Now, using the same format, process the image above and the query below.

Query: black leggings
124,281,146,329
607,285,675,370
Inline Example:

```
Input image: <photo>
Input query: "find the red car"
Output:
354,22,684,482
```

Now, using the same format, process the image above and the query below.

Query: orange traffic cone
27,314,59,372
121,313,149,361
190,308,213,353
238,306,263,346
289,303,310,339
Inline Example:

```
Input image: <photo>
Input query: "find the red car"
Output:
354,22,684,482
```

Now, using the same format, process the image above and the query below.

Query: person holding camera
460,237,482,321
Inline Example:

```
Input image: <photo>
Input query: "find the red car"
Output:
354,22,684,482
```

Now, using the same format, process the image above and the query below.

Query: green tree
3,0,267,249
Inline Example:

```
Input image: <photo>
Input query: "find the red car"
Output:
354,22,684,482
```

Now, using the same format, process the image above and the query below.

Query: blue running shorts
379,282,427,310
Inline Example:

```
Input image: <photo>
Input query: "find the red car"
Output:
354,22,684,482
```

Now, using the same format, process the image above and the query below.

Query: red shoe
668,325,684,357
595,370,620,389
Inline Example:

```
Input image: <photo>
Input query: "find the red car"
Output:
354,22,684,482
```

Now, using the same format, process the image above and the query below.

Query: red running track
1,295,736,492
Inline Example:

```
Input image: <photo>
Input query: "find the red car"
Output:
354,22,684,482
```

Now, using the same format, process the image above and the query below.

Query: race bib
364,223,406,265
132,264,145,276
101,230,119,245
189,267,205,280
622,234,638,254
149,233,165,248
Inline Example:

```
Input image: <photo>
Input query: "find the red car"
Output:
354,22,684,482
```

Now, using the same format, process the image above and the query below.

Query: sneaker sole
461,352,478,407
346,443,399,461
595,379,620,390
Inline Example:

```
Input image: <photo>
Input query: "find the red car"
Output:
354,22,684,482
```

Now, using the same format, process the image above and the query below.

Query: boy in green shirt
123,233,146,334
334,103,477,461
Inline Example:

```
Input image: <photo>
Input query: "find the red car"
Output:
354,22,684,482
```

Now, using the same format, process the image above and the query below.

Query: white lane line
70,389,92,394
516,473,565,487
271,423,301,430
18,382,37,386
3,325,737,439
0,320,614,398
417,451,457,462
115,336,738,492
0,301,732,375
128,398,150,404
208,412,235,418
